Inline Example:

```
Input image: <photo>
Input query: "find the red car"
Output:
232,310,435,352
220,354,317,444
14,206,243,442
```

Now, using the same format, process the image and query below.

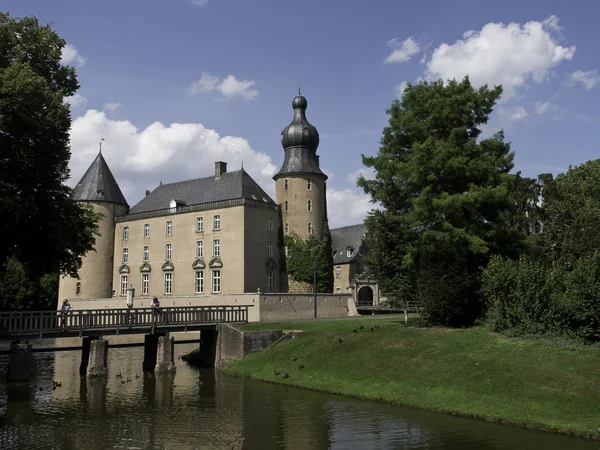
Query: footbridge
0,306,249,382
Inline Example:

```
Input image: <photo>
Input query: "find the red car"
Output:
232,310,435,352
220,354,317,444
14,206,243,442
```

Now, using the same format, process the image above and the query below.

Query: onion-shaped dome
280,94,320,150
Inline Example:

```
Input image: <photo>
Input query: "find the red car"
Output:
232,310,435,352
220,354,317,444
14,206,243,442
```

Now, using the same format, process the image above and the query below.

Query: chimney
145,189,150,197
215,161,227,178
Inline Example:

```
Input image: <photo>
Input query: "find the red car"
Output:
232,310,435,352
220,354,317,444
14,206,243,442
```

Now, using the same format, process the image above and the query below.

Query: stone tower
58,149,129,302
274,91,328,240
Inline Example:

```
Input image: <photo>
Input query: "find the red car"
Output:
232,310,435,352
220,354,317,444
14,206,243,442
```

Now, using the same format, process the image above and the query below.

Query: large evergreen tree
359,77,520,326
0,13,98,309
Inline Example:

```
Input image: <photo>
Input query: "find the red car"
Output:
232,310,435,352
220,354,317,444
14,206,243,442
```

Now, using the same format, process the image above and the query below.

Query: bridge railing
0,305,249,338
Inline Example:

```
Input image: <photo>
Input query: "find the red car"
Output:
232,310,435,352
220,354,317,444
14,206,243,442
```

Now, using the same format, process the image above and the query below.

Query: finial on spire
99,137,105,154
241,157,244,170
298,79,301,95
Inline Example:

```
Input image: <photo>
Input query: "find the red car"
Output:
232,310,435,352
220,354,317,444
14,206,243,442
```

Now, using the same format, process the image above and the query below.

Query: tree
0,13,99,308
358,77,520,325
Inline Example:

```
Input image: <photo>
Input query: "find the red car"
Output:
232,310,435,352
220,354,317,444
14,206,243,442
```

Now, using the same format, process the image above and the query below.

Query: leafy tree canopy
0,12,98,284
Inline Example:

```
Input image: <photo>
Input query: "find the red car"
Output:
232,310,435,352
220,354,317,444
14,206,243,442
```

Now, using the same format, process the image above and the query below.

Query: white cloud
103,102,122,113
501,106,529,121
535,101,550,114
568,70,599,89
327,188,375,228
424,16,576,101
64,94,88,108
189,73,258,101
385,36,421,64
346,167,376,185
395,81,409,98
68,110,276,204
190,0,209,5
60,44,87,68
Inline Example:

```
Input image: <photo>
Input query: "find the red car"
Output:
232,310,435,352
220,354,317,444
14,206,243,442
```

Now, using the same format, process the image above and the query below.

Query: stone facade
276,175,326,240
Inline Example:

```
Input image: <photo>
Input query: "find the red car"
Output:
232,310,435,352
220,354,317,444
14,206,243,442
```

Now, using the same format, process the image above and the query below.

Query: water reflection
0,335,597,449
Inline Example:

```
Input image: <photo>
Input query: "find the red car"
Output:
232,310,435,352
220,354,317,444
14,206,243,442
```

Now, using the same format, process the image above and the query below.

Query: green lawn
226,317,600,438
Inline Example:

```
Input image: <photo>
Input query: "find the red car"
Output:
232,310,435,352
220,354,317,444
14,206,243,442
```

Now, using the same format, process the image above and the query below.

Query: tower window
268,241,273,257
166,221,173,235
212,270,221,293
214,215,221,231
285,223,289,234
307,200,312,212
213,239,220,256
284,179,288,191
336,266,341,278
76,281,81,295
164,272,173,295
197,240,204,258
165,243,172,260
122,248,129,263
307,178,312,190
284,201,288,212
123,227,129,241
196,216,204,232
267,270,274,292
268,217,273,231
142,274,149,295
143,246,149,262
307,223,313,234
144,223,150,238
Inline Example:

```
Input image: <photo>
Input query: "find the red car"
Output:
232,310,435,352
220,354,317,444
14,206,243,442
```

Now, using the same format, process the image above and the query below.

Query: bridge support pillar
80,336,99,377
155,333,176,374
7,341,32,383
197,329,218,368
143,333,164,372
87,339,108,378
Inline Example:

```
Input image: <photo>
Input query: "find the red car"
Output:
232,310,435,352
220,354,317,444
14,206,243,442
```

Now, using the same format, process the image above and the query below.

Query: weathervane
99,137,105,154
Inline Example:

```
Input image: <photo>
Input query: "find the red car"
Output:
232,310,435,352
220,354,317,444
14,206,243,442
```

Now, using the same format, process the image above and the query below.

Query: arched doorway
358,286,373,306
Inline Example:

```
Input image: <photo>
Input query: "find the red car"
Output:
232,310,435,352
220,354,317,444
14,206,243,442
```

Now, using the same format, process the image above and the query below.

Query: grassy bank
225,317,600,438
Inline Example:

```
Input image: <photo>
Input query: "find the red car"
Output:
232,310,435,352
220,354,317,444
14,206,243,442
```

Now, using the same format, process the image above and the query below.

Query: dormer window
347,248,353,258
169,199,185,213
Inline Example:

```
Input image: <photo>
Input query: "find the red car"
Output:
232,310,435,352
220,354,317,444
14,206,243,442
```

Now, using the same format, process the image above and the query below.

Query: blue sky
4,0,600,227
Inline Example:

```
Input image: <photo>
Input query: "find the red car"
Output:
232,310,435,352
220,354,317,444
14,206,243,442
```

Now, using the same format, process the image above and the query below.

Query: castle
58,93,381,306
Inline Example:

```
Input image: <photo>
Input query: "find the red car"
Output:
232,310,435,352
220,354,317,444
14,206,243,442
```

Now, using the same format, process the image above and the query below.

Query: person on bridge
151,297,161,325
60,299,71,330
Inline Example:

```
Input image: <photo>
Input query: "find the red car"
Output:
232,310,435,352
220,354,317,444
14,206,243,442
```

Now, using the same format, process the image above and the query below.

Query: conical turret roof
73,152,128,207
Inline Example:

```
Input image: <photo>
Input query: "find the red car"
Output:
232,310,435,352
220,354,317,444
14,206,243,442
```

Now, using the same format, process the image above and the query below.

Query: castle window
142,274,149,295
144,223,150,238
268,241,273,257
285,246,289,257
307,178,312,190
120,275,128,296
197,240,204,258
307,200,312,212
307,223,313,234
267,270,274,292
123,227,129,241
164,272,172,295
195,270,204,294
122,248,129,263
212,270,221,293
284,201,288,212
285,223,289,234
76,281,81,295
165,243,172,261
213,239,220,256
284,179,288,191
196,216,204,232
347,248,353,258
166,221,173,236
214,215,221,231
143,246,149,262
336,287,341,293
268,217,273,231
336,266,341,279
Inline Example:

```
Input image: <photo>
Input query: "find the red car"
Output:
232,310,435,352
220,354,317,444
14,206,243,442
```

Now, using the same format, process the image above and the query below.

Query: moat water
0,335,597,450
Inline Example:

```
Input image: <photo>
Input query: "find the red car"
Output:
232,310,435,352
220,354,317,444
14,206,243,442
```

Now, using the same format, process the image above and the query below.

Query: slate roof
73,152,129,207
331,223,366,265
128,169,275,215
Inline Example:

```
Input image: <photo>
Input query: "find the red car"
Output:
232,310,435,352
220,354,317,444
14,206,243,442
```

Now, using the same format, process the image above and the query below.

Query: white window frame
284,201,288,212
268,217,273,231
120,275,128,296
307,200,312,212
142,273,149,295
144,223,150,238
165,243,172,260
267,270,274,292
213,239,220,256
196,216,204,232
122,248,129,263
308,222,313,235
307,178,312,190
284,179,288,191
268,241,273,257
213,214,221,231
164,272,173,295
336,266,341,279
347,249,352,258
123,227,129,241
212,270,221,293
195,270,204,294
285,223,289,234
166,220,173,236
143,245,149,262
196,240,204,258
